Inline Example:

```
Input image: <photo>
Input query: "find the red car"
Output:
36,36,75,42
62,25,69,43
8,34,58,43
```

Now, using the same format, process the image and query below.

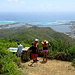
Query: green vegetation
38,39,75,61
72,59,75,67
0,41,21,75
0,26,74,43
0,40,31,75
1,26,75,74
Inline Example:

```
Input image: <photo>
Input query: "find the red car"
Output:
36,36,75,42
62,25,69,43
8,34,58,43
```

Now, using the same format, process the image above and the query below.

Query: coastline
0,20,72,32
0,20,75,38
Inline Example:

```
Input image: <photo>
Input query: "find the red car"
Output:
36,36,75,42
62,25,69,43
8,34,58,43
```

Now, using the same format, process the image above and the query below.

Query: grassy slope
9,26,72,42
0,26,73,43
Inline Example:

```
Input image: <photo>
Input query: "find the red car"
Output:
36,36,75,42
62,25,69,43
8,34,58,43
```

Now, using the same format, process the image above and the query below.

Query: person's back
41,40,48,62
42,43,48,50
33,39,39,61
29,43,37,63
18,44,23,52
30,45,37,54
17,43,23,57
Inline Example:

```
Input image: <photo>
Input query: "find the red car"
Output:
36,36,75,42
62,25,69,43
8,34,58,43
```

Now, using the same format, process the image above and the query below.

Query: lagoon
0,21,72,32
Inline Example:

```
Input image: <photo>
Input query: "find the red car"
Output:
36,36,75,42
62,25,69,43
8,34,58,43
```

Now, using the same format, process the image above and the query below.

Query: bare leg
45,52,48,62
43,52,45,61
36,54,38,61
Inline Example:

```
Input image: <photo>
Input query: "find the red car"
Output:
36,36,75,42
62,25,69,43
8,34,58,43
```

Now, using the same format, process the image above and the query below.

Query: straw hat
41,40,48,44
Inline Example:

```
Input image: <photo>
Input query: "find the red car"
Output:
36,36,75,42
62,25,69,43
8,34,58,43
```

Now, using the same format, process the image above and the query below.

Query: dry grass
20,57,75,75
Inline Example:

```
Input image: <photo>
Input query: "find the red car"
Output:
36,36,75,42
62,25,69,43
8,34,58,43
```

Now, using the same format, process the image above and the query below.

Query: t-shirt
33,42,39,51
30,46,37,54
17,44,23,53
33,42,38,47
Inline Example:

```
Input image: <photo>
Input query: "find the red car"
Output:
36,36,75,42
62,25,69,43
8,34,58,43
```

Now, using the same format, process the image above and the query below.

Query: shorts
43,50,48,52
31,54,37,58
17,52,22,57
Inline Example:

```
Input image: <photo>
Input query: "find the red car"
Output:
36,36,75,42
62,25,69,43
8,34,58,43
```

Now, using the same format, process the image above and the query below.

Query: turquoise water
29,21,72,32
0,21,15,25
0,21,66,26
0,12,74,32
0,21,71,32
31,21,66,25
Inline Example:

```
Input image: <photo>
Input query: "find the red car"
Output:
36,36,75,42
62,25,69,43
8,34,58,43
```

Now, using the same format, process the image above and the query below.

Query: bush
72,59,75,67
0,47,21,75
38,49,43,57
66,46,75,59
53,52,72,61
21,52,30,62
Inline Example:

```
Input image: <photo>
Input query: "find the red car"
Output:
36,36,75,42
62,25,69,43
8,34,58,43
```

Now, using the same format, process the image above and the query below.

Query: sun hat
44,40,48,43
41,40,48,44
35,39,39,41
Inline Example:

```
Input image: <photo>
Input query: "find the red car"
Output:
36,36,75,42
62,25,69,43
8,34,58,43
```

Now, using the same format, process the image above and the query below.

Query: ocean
0,12,75,32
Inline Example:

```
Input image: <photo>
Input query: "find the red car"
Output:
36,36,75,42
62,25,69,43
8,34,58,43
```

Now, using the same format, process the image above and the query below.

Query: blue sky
0,0,75,12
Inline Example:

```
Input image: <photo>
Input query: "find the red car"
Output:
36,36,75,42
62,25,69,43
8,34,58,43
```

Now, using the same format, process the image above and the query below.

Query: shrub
0,48,21,75
21,52,30,62
72,59,75,67
66,46,75,59
38,49,43,57
53,52,72,61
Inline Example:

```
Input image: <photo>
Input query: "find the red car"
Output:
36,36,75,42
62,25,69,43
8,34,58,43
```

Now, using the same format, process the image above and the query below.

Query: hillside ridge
0,26,73,42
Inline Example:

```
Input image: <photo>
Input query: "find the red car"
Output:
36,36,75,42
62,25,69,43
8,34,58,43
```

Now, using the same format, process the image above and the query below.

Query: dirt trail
21,57,75,75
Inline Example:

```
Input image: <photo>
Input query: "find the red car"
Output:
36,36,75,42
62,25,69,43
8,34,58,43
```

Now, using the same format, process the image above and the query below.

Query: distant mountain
0,25,27,39
0,26,73,44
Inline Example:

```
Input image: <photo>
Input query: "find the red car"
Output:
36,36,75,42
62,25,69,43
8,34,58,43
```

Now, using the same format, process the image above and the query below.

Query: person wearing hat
34,39,39,49
41,40,48,62
33,39,39,61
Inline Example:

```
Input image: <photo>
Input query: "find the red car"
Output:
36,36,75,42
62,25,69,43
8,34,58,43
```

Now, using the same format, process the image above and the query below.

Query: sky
0,0,75,13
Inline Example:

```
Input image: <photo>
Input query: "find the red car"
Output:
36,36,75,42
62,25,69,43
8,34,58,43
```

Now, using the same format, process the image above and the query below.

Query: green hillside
0,26,73,44
1,26,75,75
